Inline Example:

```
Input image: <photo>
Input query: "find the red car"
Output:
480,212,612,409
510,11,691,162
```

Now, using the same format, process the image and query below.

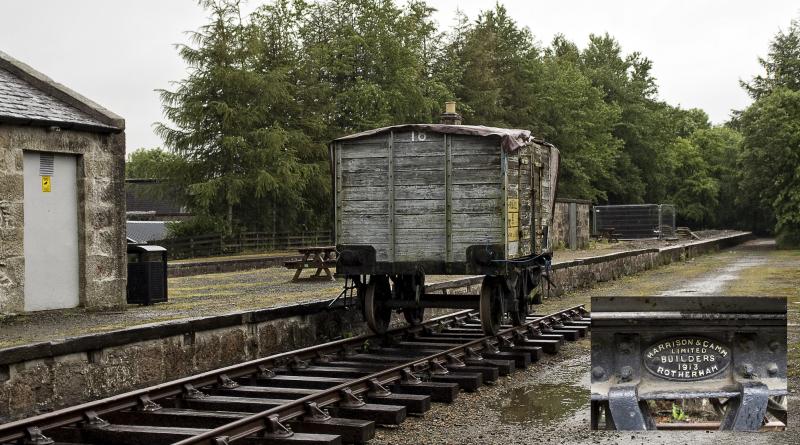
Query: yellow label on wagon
507,198,519,212
507,197,520,241
41,176,51,192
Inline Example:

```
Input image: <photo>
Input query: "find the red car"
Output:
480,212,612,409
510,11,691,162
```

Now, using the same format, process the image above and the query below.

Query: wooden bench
284,246,337,281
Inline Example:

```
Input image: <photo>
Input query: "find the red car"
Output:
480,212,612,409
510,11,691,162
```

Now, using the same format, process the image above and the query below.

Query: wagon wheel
509,278,529,326
364,275,393,334
480,276,504,335
401,272,425,326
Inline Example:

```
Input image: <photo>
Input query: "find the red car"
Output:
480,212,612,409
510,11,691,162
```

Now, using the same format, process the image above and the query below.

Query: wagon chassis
338,245,552,335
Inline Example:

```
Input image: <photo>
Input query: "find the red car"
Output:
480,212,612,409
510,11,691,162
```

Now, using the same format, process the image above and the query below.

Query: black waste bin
127,243,168,305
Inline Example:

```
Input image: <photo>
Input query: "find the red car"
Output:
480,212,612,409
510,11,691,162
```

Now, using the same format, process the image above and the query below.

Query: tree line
127,0,800,247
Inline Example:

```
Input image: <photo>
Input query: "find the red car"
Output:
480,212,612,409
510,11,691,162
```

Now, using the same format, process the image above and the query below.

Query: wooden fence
151,230,333,260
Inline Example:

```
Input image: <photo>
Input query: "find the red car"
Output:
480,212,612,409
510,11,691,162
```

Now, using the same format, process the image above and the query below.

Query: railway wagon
330,123,560,334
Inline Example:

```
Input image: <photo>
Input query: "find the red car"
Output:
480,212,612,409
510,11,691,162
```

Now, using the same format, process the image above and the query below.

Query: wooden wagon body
330,124,560,276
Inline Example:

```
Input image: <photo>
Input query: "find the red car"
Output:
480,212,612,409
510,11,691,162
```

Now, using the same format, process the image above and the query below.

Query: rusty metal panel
591,296,787,431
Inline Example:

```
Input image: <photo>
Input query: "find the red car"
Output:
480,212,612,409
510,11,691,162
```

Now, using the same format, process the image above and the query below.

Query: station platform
0,230,746,350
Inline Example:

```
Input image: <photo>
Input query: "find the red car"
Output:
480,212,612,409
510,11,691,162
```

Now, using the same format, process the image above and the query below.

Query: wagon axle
356,271,541,335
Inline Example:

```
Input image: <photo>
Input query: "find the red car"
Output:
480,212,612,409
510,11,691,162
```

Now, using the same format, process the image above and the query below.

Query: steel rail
173,305,587,445
0,309,476,444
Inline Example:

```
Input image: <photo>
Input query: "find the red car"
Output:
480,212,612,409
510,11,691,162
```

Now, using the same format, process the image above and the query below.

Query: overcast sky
1,1,797,153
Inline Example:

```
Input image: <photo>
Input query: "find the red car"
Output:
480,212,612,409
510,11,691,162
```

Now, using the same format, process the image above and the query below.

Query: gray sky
1,1,797,153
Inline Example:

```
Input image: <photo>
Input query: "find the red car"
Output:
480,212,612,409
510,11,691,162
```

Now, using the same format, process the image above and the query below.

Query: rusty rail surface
0,305,589,445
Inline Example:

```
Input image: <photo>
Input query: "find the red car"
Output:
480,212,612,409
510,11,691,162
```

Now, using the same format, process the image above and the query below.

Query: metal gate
592,204,676,240
590,296,787,431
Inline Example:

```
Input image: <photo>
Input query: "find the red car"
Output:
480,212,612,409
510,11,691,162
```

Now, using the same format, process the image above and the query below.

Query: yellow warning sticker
41,176,51,192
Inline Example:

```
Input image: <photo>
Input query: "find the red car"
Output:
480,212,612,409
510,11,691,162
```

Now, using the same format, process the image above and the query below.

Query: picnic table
284,246,337,281
596,227,620,243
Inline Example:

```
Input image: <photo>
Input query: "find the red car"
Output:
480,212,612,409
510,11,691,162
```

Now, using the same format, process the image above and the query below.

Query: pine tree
742,18,800,99
156,0,310,234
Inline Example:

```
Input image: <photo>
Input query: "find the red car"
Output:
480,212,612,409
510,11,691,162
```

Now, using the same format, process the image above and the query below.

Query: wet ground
372,239,800,444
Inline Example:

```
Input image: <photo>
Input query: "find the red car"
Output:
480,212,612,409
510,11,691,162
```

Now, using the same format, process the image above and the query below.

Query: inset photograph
590,296,787,431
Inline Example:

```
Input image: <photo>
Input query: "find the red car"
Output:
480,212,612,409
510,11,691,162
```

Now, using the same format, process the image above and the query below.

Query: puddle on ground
492,380,588,425
660,257,767,296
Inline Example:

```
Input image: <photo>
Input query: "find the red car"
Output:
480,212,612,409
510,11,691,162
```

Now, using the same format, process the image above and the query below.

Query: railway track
0,305,589,445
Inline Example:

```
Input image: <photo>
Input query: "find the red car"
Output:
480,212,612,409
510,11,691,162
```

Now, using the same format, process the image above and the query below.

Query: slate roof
0,50,123,131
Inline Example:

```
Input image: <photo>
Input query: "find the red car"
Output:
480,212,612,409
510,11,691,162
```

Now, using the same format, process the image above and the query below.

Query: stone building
0,50,126,313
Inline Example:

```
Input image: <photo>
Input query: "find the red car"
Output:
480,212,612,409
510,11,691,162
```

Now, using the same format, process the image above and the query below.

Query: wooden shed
331,124,559,276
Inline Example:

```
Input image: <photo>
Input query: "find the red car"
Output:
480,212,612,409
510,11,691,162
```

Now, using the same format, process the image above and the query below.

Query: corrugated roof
126,180,188,216
332,124,537,152
0,66,115,131
127,221,171,243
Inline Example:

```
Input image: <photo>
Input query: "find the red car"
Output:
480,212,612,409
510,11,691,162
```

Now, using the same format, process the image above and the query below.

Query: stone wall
0,125,126,313
543,232,753,297
553,198,591,250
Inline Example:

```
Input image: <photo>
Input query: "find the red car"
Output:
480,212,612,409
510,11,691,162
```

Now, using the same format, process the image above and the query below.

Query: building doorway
23,151,80,311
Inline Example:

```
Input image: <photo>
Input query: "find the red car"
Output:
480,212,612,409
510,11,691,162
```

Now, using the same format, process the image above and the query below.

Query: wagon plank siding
340,186,388,201
342,157,389,172
334,128,553,268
